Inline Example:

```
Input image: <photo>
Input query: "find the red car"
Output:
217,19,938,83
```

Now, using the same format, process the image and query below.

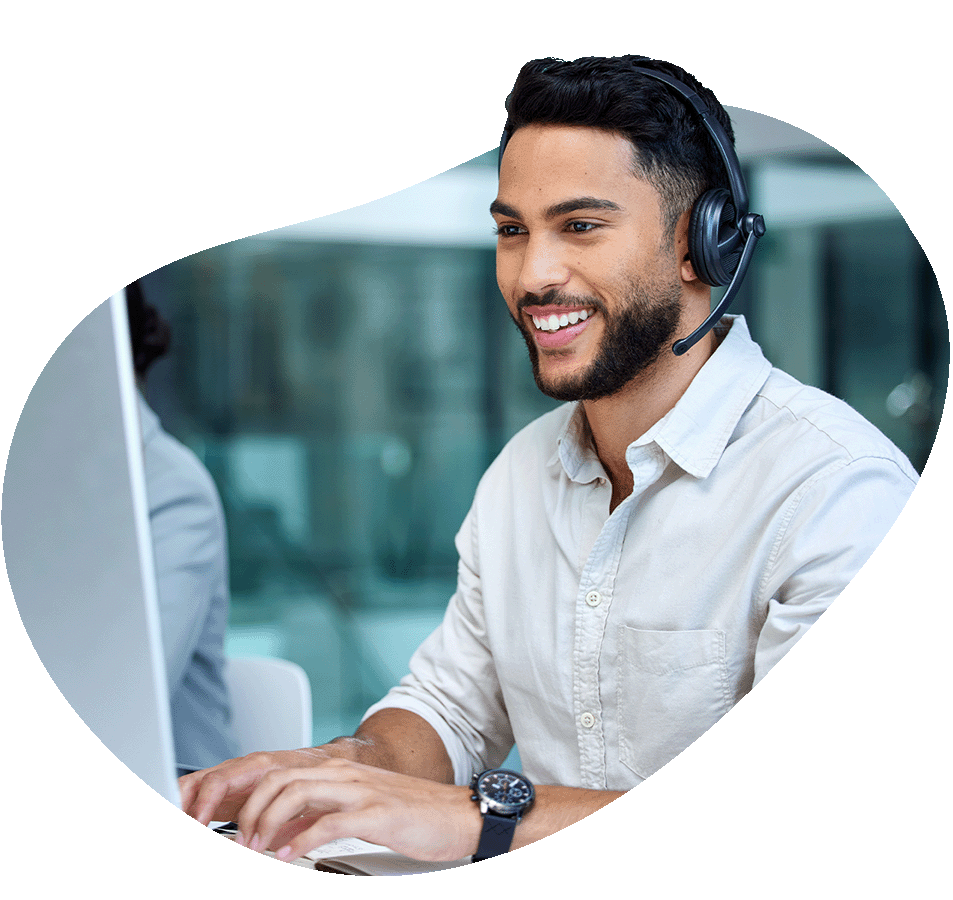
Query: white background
2,3,949,898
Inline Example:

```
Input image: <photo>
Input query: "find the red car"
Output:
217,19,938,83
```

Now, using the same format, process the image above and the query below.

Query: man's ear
673,210,700,283
681,252,700,284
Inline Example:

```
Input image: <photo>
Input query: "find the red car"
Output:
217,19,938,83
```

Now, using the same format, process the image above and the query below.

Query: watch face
477,769,535,816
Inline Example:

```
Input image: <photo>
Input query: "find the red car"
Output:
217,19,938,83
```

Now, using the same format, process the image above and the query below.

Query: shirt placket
571,444,666,789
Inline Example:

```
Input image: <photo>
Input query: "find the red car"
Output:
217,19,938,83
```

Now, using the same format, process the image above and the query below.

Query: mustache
516,289,607,315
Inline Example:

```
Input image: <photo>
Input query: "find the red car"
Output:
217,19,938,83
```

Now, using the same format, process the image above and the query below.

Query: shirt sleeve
146,446,229,693
754,454,918,684
361,501,515,785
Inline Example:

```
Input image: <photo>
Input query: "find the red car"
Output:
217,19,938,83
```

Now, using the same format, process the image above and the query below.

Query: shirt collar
554,402,602,483
555,315,773,482
653,315,772,477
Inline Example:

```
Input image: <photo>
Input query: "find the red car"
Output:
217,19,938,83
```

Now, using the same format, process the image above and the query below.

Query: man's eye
494,224,525,237
567,221,599,234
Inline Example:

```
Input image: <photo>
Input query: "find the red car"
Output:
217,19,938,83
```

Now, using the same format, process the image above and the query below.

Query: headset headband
626,65,749,219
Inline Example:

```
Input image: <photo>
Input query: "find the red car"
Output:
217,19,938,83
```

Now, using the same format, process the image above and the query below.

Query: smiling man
179,55,918,866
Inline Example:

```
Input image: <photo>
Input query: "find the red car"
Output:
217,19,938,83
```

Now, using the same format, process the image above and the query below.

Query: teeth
531,309,591,332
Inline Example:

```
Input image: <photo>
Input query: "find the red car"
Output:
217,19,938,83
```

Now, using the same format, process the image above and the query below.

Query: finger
235,769,310,849
273,811,359,863
269,815,322,852
240,776,333,852
234,764,348,842
244,776,363,854
234,768,292,846
189,752,293,826
187,759,265,825
239,761,391,851
177,772,199,813
186,770,234,826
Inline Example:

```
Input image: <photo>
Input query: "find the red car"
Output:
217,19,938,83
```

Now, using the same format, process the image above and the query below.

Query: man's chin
532,366,600,403
524,336,597,401
533,351,666,402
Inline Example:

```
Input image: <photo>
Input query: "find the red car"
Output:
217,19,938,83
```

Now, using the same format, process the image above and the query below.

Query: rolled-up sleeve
361,501,514,785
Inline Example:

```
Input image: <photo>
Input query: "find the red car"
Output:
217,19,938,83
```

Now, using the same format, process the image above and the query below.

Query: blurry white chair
224,656,313,755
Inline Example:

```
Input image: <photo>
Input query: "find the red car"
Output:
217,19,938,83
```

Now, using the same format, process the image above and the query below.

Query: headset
497,59,766,356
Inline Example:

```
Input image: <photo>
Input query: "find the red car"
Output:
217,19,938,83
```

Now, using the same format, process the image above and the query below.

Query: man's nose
517,236,570,297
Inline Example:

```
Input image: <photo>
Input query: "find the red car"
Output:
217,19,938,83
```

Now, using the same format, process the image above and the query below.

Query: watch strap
472,811,517,862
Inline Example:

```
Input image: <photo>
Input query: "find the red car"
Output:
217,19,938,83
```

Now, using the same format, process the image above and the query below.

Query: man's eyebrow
489,199,519,218
546,197,623,218
489,197,623,219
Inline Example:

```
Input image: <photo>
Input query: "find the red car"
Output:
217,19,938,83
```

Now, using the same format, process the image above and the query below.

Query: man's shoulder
748,367,918,479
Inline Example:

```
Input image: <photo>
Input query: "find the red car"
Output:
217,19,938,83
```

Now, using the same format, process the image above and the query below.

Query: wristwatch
469,768,535,862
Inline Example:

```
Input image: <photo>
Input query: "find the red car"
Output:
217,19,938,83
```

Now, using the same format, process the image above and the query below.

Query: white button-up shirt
364,317,918,791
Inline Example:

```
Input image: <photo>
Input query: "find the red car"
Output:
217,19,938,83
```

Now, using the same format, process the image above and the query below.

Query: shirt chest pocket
617,625,732,781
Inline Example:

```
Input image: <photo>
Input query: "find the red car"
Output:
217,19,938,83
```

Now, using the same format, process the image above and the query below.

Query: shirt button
580,712,596,729
585,590,602,607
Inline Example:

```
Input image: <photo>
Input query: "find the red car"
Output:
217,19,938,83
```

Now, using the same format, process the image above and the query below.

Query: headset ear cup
687,188,738,287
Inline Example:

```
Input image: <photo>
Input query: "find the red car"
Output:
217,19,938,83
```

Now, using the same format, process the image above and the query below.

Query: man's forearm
327,707,456,784
337,709,624,850
511,785,625,850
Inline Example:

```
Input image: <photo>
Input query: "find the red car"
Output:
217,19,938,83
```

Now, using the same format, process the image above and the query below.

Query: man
179,55,917,864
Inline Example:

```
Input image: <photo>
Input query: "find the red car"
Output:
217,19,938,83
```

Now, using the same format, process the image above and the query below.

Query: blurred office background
135,108,947,746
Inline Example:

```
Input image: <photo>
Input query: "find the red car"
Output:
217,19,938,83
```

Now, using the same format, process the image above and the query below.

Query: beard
513,274,684,402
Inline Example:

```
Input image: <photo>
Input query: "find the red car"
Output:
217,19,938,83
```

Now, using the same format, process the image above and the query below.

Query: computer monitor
2,292,180,805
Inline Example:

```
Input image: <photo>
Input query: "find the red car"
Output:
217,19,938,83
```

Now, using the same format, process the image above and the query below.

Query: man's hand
180,709,453,827
179,746,353,827
178,708,623,863
230,758,482,863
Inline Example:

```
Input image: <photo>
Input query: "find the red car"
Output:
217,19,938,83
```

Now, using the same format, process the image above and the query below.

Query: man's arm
179,708,623,862
753,455,917,685
178,707,453,826
231,766,623,863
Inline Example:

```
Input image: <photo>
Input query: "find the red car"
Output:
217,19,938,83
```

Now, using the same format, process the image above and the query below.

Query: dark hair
125,278,171,378
503,55,735,240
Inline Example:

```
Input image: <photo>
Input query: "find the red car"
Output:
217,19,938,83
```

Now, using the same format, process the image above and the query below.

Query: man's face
491,124,688,401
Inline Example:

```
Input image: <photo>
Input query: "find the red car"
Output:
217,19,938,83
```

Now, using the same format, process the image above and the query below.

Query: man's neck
581,327,717,511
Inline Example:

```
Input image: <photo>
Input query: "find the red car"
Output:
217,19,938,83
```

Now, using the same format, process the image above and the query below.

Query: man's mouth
531,309,592,332
519,304,597,351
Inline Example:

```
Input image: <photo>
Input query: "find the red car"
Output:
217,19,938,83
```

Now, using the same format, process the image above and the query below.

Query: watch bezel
471,768,536,818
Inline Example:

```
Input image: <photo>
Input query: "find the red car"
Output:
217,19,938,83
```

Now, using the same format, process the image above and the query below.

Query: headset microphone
498,59,766,357
672,210,765,355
